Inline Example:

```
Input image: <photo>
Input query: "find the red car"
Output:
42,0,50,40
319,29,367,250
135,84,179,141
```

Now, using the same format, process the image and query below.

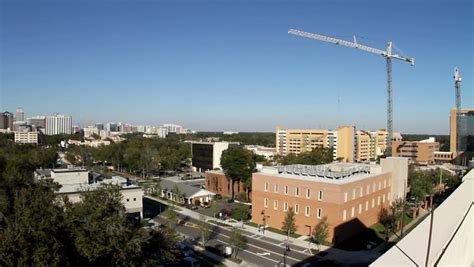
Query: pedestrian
258,224,261,233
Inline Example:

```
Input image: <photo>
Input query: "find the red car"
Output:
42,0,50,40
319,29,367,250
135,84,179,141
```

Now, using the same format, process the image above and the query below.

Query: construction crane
454,67,462,110
288,29,415,156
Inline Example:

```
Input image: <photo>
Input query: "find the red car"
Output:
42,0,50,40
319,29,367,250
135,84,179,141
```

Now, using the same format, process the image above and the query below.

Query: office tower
94,123,104,131
106,122,118,132
16,107,25,122
45,114,72,135
1,112,14,130
27,116,46,128
450,109,474,156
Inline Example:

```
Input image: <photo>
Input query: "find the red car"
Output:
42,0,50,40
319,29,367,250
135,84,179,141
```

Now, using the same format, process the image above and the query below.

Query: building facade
45,114,72,135
190,141,240,172
392,137,440,165
0,112,14,130
276,126,401,163
205,170,248,200
15,107,25,122
450,109,474,156
14,131,39,144
251,158,408,243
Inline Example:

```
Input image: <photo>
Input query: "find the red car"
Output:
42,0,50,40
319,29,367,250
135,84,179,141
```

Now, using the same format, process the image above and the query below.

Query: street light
260,210,268,234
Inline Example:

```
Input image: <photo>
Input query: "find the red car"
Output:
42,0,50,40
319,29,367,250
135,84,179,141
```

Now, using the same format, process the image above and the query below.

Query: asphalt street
144,198,322,266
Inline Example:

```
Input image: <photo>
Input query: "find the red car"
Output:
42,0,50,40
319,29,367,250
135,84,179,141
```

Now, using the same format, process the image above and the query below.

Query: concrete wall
381,157,408,201
51,170,88,185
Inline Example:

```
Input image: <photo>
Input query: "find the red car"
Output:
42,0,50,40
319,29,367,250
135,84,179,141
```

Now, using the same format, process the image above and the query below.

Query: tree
312,216,329,251
229,227,247,258
277,146,333,165
220,148,256,199
281,207,297,239
197,214,211,245
232,203,250,228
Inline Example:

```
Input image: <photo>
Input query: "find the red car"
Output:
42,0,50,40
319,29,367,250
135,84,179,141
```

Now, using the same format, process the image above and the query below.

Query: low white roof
371,169,474,266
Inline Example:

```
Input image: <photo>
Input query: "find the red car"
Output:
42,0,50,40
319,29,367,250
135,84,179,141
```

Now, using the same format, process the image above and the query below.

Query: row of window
264,183,324,200
343,179,389,202
342,193,389,221
263,198,323,218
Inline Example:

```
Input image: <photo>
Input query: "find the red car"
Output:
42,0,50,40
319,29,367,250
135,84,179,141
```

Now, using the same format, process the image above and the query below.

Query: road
144,198,322,266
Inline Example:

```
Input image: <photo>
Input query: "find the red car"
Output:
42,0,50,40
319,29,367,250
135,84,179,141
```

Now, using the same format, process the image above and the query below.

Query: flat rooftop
258,163,383,184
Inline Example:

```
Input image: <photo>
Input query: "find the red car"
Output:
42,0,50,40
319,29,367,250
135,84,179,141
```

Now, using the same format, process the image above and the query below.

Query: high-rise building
163,123,183,134
0,112,14,130
450,109,474,156
94,123,104,131
27,116,46,129
190,141,241,172
45,114,72,135
16,107,25,122
106,122,118,132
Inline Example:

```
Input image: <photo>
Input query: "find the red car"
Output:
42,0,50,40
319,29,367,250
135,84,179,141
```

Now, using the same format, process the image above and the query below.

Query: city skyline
1,0,473,134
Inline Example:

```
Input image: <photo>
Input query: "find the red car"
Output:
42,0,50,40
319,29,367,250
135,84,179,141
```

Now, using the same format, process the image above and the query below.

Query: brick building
392,137,440,165
205,170,249,200
251,157,407,243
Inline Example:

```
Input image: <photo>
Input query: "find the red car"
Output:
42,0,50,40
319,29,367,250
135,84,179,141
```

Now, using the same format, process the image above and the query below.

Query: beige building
14,131,39,144
450,108,474,158
277,126,401,163
251,157,408,243
392,137,440,165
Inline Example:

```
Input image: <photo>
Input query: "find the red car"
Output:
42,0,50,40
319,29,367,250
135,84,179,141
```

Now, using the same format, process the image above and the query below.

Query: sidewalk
146,195,381,265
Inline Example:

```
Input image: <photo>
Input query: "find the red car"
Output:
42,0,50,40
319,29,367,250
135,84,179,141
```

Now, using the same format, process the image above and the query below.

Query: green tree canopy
220,148,256,199
312,216,329,251
277,146,333,165
281,207,297,236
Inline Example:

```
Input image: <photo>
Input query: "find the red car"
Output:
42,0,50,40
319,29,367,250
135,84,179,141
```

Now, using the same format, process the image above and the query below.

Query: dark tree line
66,136,191,177
275,146,334,165
0,134,180,266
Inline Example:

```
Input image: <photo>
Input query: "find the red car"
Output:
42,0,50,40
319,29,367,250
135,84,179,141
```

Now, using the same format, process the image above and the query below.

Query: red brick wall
251,172,392,243
205,171,250,200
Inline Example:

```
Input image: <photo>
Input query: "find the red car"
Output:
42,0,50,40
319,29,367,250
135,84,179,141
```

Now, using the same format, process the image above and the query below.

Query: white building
244,145,276,160
163,123,183,134
45,114,72,135
14,131,39,144
159,179,215,205
35,168,143,217
84,126,100,139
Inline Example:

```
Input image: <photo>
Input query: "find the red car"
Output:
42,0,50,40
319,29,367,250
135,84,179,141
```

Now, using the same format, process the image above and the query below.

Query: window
359,187,363,197
373,183,376,192
126,198,130,202
365,201,369,211
318,190,323,201
344,192,348,202
351,207,355,217
352,189,356,200
377,196,381,206
378,181,382,190
366,185,370,195
383,180,387,188
343,209,347,221
133,198,136,201
274,200,278,210
306,189,311,199
265,182,269,191
383,194,386,203
294,204,299,214
317,208,322,219
285,186,288,195
372,198,375,208
359,204,362,214
264,198,268,208
295,187,299,196
275,184,279,193
305,206,310,216
284,202,288,211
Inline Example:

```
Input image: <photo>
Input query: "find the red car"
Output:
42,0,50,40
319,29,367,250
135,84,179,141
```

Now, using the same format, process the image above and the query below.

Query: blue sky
1,0,472,134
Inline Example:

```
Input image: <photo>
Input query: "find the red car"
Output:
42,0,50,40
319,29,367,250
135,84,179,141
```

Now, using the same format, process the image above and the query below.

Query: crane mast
288,29,414,156
454,67,461,110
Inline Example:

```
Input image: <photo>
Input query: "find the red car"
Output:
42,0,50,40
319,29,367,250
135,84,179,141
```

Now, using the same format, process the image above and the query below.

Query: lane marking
215,239,279,264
